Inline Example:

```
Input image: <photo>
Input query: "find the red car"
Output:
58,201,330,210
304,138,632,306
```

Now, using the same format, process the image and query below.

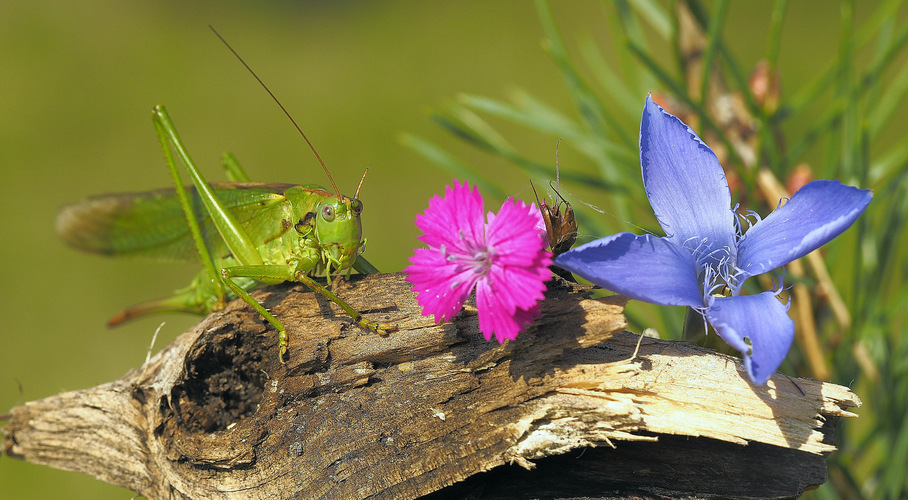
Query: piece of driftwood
2,273,859,499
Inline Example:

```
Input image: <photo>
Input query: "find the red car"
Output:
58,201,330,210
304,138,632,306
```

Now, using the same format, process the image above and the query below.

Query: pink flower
405,181,553,343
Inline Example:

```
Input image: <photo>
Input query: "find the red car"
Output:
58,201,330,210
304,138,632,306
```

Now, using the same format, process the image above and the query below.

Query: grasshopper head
315,195,364,273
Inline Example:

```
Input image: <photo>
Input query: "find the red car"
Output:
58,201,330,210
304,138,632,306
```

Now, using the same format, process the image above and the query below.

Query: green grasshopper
56,104,393,363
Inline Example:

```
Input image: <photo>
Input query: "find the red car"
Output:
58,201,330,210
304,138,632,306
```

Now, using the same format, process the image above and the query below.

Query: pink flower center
444,231,494,280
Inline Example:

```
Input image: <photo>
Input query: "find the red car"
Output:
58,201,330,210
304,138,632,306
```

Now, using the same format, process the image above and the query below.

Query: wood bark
2,273,860,499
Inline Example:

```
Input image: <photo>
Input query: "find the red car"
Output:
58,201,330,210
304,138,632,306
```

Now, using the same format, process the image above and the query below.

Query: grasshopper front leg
223,265,396,364
220,266,294,364
293,271,395,336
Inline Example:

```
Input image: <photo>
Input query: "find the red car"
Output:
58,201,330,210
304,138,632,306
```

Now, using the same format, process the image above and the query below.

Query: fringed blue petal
554,233,703,307
736,180,872,282
640,95,737,258
705,292,794,385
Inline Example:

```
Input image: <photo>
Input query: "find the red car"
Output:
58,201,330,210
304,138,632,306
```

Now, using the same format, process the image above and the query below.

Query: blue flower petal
736,180,873,282
554,233,703,307
640,95,737,256
705,292,794,385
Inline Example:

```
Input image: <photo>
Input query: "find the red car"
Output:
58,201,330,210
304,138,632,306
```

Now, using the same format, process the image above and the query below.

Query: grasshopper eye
351,199,363,216
320,205,336,222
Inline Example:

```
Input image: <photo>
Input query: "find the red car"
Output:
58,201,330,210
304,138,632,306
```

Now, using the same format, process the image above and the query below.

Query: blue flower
555,95,872,385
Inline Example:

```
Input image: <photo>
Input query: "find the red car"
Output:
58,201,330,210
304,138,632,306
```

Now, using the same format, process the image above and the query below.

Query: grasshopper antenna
209,25,340,197
355,168,369,200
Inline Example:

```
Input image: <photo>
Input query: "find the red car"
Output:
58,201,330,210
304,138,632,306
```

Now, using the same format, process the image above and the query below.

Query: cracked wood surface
2,273,860,499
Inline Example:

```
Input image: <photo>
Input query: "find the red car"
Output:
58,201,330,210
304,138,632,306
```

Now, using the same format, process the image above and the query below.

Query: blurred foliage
406,0,908,498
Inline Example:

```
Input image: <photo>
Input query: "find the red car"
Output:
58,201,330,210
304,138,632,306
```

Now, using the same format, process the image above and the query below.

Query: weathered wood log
2,273,859,499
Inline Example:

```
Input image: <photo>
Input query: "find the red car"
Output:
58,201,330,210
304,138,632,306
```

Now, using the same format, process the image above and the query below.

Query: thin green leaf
399,133,506,198
788,0,905,117
837,0,860,180
430,106,628,193
628,0,672,40
459,93,579,139
882,401,908,497
538,0,634,147
459,92,637,167
682,0,756,117
441,103,514,153
579,39,641,118
870,138,908,185
607,1,650,92
614,0,651,54
698,0,730,106
765,0,787,69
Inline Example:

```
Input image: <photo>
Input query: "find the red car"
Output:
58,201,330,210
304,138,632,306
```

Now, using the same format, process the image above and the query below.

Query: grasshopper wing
57,182,295,262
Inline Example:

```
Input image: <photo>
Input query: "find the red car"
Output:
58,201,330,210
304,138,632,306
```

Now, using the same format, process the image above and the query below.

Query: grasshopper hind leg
107,268,228,326
107,289,214,327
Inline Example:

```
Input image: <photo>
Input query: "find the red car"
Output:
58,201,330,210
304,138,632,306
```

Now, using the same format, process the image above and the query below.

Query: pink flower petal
528,202,548,241
490,264,550,311
476,279,542,342
405,248,477,322
487,199,551,266
416,180,484,251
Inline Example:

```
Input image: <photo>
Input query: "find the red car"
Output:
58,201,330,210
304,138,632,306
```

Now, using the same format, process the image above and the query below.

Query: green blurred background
1,1,904,499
